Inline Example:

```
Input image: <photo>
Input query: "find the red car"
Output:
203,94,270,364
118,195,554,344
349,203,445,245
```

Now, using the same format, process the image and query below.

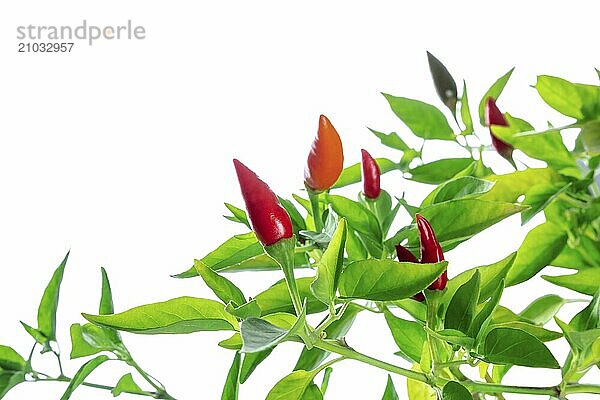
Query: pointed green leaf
421,177,495,207
381,375,399,400
460,81,474,135
195,260,246,306
112,373,145,397
483,327,559,369
83,297,239,334
445,270,480,334
542,269,600,295
265,370,320,400
240,306,306,353
408,158,474,184
442,381,471,400
221,352,241,400
383,94,455,140
338,260,448,301
254,277,327,316
478,67,515,125
384,310,426,363
0,371,25,399
69,323,125,359
311,219,347,305
0,346,25,372
224,203,250,229
368,128,410,151
520,295,575,326
60,355,109,400
36,251,69,342
535,75,584,119
570,290,600,331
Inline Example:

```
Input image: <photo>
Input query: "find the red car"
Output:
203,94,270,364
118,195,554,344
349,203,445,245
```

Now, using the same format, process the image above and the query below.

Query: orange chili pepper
304,115,344,192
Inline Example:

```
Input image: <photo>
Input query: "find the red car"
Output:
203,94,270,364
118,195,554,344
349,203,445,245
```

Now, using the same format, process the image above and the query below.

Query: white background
1,1,599,399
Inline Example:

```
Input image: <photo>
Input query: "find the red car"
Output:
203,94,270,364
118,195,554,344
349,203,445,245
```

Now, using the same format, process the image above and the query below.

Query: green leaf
83,297,239,334
478,67,515,125
195,260,246,306
311,219,347,305
520,295,575,326
384,310,426,363
407,365,437,400
254,277,328,316
0,371,25,400
240,307,306,353
442,381,471,400
172,233,263,278
492,114,577,174
535,75,584,119
391,298,427,322
60,355,109,400
338,260,448,301
520,182,572,225
381,375,399,400
265,370,320,400
333,158,398,189
19,322,48,350
294,304,361,371
302,383,323,400
37,251,69,343
98,268,123,346
426,328,474,349
221,352,241,400
383,94,455,140
481,168,565,204
408,158,473,184
506,222,567,286
69,323,125,359
421,177,495,207
445,271,480,334
225,299,261,320
469,281,504,339
278,196,308,233
489,322,562,342
0,346,25,372
403,199,526,251
460,83,473,135
570,290,600,331
224,203,250,229
238,313,297,382
444,254,514,306
427,51,458,115
483,327,559,369
112,373,145,397
368,128,410,151
542,269,600,295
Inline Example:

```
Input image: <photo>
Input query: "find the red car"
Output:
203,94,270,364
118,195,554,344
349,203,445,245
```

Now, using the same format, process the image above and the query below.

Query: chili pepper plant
1,53,600,400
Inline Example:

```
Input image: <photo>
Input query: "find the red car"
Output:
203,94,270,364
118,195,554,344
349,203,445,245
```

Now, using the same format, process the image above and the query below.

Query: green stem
320,367,333,396
313,303,350,339
265,237,303,316
35,377,161,398
314,339,430,384
126,358,175,400
565,384,600,395
53,350,65,378
307,189,323,232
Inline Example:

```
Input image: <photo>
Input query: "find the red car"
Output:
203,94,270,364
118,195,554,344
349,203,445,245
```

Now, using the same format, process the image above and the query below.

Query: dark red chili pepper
361,149,381,200
484,97,514,161
416,214,447,291
396,244,425,301
233,159,293,246
304,115,344,192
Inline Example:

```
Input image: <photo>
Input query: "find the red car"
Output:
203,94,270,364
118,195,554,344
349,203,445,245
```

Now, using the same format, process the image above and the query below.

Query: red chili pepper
233,159,293,246
484,97,514,161
361,149,381,199
396,244,425,301
304,115,344,192
415,214,447,291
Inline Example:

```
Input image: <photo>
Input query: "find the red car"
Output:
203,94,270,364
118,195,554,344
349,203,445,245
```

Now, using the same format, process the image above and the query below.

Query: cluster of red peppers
233,114,447,300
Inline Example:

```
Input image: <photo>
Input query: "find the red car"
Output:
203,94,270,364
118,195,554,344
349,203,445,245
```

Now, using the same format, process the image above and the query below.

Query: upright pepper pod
416,214,447,291
361,149,381,200
484,97,515,162
233,159,293,246
396,244,425,301
304,115,344,192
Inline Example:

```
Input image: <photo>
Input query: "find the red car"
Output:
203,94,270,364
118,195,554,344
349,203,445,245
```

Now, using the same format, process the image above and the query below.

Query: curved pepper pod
304,115,344,192
484,97,514,161
396,244,425,301
415,214,447,291
233,159,293,246
361,149,381,199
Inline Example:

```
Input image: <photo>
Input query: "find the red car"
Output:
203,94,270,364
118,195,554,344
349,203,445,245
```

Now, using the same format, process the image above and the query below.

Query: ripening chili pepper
396,244,425,301
361,149,381,199
304,115,344,192
484,97,515,161
233,159,293,246
416,214,447,291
